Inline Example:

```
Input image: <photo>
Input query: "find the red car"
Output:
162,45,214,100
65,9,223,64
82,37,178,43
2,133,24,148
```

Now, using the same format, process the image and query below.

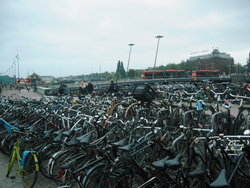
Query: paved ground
0,88,42,99
0,88,57,188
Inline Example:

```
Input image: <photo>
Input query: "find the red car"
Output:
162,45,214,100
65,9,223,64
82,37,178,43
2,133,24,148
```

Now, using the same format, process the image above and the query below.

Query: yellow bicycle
5,126,39,188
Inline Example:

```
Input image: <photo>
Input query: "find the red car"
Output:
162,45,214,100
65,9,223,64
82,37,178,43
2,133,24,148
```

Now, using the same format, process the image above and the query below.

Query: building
246,52,250,75
40,76,55,83
186,49,234,75
27,73,42,84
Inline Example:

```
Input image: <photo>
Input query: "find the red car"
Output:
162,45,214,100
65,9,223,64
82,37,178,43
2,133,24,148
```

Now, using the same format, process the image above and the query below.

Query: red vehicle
192,70,220,77
141,70,186,79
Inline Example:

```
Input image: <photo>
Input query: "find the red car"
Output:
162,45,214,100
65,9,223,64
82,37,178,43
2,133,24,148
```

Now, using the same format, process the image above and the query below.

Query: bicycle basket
132,84,156,103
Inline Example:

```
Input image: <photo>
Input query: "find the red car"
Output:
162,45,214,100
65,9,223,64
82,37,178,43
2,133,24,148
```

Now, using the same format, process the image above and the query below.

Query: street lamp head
129,43,135,46
155,35,164,39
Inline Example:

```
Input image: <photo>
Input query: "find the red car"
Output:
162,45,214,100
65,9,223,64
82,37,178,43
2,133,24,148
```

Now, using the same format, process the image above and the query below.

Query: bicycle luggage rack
132,84,156,103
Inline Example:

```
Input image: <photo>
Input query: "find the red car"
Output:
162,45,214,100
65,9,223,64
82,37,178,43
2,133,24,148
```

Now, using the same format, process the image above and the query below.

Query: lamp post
153,35,164,79
126,43,135,78
16,52,20,80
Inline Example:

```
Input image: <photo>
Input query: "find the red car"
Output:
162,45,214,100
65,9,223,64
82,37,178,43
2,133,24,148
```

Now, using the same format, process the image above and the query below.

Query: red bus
192,70,220,77
141,70,186,79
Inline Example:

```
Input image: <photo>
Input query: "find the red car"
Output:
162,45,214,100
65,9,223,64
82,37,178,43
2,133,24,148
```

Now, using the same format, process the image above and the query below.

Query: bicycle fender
21,150,36,169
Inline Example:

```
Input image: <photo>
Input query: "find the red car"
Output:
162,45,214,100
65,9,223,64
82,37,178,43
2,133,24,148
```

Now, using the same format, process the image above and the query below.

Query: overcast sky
1,0,249,77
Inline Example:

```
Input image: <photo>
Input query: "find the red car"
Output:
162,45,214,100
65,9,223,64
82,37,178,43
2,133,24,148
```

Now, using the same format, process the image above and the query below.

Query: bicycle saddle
165,154,182,169
26,124,36,132
53,133,64,142
188,161,206,177
53,129,64,135
43,129,54,138
118,142,134,152
209,169,230,187
77,132,93,144
112,137,129,147
62,129,74,137
152,156,169,168
65,135,77,146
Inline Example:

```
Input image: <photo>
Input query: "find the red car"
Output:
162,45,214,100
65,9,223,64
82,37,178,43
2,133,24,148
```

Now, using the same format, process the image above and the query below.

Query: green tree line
77,60,245,81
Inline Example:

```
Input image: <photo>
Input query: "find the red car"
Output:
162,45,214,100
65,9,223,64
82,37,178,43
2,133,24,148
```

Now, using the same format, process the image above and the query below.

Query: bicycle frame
6,133,39,177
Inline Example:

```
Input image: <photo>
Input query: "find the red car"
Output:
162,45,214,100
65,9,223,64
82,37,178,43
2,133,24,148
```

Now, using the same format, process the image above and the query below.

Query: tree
120,62,126,78
128,69,136,78
116,60,126,79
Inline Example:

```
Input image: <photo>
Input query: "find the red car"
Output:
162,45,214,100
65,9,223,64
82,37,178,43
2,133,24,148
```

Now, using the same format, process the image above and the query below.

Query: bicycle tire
231,153,250,188
1,134,16,156
233,109,250,135
125,102,140,120
39,143,61,179
51,150,74,184
107,169,146,188
47,150,66,179
22,152,39,188
81,163,106,188
171,107,187,128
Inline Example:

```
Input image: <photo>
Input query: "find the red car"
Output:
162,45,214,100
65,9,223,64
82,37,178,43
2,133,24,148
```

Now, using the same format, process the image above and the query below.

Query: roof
193,70,220,72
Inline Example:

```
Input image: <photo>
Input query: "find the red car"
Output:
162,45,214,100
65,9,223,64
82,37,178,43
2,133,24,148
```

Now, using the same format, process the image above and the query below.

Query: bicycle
5,125,39,188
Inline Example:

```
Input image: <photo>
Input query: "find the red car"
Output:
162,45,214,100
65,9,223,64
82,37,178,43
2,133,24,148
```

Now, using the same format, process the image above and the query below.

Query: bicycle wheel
39,143,61,179
125,102,141,120
22,152,39,188
231,153,250,188
6,149,16,177
171,107,187,128
108,170,145,188
1,134,16,156
81,163,106,188
233,109,250,135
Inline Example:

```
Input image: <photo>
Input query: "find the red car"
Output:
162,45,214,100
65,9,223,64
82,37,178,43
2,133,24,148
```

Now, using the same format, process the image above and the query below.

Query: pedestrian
86,82,94,94
18,84,21,94
107,80,117,94
78,81,87,99
58,82,67,96
26,85,30,92
242,82,249,96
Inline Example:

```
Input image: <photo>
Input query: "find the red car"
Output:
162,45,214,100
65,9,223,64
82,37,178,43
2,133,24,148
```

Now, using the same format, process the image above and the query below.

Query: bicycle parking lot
0,83,250,187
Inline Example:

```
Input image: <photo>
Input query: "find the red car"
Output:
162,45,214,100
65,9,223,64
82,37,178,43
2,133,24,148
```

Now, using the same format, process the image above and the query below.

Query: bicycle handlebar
179,125,213,132
230,93,250,100
195,135,250,140
210,88,230,97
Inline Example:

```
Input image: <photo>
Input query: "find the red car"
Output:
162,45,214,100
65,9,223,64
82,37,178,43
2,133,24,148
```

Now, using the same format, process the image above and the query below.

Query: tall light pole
126,43,135,77
16,52,20,80
13,60,16,78
153,35,164,79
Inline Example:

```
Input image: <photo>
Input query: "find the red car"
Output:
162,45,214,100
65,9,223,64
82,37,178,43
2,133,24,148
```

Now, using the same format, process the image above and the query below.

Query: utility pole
126,43,135,78
16,52,20,79
152,35,164,79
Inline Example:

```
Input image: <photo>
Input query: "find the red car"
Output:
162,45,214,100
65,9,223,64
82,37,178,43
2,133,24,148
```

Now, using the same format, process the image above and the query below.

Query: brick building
186,49,234,75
